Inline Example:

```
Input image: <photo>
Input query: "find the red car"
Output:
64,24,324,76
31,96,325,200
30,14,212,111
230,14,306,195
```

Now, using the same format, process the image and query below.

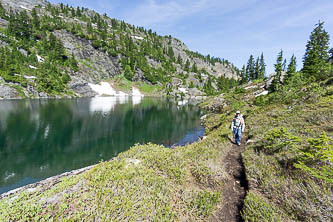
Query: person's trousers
232,128,242,145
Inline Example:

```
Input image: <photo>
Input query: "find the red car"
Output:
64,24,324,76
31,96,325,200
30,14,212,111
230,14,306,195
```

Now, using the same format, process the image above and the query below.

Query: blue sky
49,0,333,75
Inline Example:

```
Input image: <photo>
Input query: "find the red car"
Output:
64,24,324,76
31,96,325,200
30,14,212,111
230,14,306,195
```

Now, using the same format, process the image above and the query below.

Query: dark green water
0,97,204,194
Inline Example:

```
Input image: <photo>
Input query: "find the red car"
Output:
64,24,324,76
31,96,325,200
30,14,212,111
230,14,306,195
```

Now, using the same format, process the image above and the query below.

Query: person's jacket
231,115,245,132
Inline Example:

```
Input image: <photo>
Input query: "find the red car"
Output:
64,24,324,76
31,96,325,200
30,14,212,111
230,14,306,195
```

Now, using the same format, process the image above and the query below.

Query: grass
113,74,163,96
240,83,333,221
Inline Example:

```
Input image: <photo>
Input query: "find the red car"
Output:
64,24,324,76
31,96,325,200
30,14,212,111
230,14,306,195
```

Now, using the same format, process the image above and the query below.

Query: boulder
265,71,287,89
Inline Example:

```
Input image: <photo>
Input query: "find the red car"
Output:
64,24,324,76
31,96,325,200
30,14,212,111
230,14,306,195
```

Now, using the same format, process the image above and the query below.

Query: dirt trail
212,138,249,222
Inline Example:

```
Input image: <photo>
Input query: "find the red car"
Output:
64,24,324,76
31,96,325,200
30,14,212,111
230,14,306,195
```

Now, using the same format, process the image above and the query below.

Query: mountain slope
0,0,240,99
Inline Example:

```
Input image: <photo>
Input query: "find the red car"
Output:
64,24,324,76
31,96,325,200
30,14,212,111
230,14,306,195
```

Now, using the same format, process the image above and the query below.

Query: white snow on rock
88,82,128,97
179,87,188,94
132,36,144,40
20,5,32,11
132,87,144,97
37,55,45,63
255,90,269,97
29,65,38,69
244,85,257,90
24,75,37,80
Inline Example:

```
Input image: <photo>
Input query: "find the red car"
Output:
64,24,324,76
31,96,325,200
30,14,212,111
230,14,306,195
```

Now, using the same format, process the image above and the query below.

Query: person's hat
236,110,241,114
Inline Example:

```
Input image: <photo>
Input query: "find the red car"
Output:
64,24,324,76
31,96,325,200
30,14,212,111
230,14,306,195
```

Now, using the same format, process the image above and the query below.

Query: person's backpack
233,117,243,128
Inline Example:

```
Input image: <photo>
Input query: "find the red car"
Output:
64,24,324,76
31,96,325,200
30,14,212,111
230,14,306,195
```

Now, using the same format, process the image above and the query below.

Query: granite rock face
0,84,20,99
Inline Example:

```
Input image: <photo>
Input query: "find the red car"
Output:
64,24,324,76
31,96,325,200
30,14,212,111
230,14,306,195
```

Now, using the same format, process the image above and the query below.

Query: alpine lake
0,96,204,194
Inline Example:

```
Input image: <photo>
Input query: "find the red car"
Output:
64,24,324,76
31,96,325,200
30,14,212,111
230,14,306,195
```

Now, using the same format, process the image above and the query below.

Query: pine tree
303,21,330,80
282,58,287,71
177,55,182,64
124,65,134,80
31,8,40,30
191,63,198,73
255,57,260,80
240,65,247,84
287,54,297,78
259,53,265,79
270,50,284,92
246,55,255,80
329,48,333,61
184,59,190,72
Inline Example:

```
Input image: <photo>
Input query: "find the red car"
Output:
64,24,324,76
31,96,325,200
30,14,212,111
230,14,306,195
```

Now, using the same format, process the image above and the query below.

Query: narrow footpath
212,137,249,222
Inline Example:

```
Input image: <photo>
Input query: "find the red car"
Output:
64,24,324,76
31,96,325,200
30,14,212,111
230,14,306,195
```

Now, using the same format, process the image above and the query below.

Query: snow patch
244,85,257,90
88,82,128,97
179,87,188,94
132,87,144,97
20,5,32,11
24,75,37,80
29,65,38,70
255,90,269,97
132,36,144,40
37,55,45,63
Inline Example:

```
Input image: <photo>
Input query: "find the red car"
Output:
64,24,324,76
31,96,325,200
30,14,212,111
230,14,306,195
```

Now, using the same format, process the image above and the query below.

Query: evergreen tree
255,57,260,80
191,63,198,73
270,50,284,92
259,52,265,79
286,54,297,78
184,59,190,72
329,48,333,61
240,65,247,84
31,9,40,30
246,55,255,80
177,55,182,64
303,21,330,80
124,65,134,80
282,58,287,71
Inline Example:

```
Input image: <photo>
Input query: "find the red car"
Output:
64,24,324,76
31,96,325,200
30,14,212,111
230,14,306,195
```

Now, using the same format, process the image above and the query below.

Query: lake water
0,97,204,194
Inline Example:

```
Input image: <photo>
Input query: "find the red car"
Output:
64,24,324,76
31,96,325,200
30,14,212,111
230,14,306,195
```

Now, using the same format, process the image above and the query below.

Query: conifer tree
270,50,283,92
255,57,260,80
246,55,255,80
31,8,40,30
259,52,265,79
184,59,190,72
287,54,297,77
303,21,330,80
329,48,333,61
240,65,247,84
282,58,287,71
191,63,198,73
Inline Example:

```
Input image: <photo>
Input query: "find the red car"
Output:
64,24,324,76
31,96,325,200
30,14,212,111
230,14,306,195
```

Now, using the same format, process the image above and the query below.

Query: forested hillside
0,0,240,99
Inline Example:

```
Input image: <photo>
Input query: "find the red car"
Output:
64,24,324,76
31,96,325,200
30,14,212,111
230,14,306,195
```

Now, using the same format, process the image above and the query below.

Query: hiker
231,111,245,146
